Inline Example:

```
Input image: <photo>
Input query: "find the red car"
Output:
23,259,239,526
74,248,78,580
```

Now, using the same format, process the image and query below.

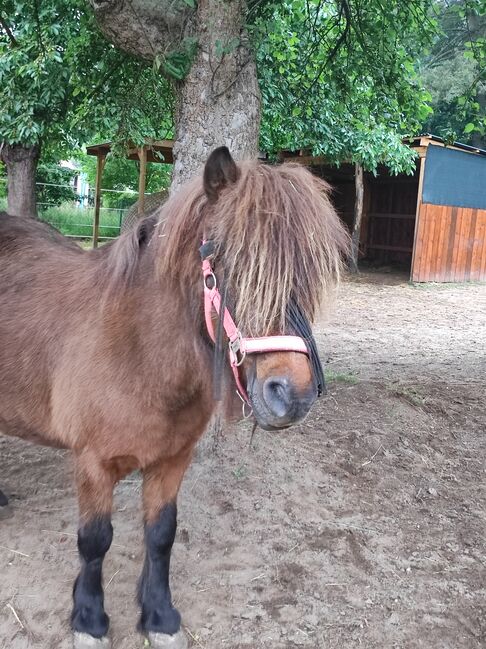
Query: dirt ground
1,270,485,649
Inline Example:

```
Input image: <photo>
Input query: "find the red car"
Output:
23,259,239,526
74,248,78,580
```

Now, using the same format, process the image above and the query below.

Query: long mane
157,160,349,336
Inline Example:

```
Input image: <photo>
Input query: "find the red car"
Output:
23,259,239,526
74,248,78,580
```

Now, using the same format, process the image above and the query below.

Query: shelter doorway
311,163,420,275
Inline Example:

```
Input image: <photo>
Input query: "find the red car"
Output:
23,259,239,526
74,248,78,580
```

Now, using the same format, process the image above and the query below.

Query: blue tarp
422,144,486,211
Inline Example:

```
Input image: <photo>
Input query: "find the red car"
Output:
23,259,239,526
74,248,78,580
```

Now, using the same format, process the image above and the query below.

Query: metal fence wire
0,178,139,240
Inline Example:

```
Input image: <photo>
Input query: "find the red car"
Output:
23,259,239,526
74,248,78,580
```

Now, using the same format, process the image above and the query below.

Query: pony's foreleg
71,454,115,648
138,448,193,649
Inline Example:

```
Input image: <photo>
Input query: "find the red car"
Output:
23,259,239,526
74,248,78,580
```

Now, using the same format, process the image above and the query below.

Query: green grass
232,464,248,480
388,383,425,407
1,197,123,239
39,203,123,239
325,369,359,385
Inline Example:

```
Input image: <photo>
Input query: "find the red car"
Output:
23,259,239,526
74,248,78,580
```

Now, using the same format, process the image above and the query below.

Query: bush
36,163,77,207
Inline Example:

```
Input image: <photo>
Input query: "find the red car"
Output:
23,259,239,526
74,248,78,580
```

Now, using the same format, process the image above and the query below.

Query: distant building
281,135,486,283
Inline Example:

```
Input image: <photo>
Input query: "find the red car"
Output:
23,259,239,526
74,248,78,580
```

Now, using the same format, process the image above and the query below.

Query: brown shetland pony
0,148,348,648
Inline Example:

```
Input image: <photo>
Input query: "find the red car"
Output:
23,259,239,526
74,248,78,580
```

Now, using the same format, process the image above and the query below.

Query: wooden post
92,153,106,249
138,146,147,216
349,163,364,273
410,154,426,282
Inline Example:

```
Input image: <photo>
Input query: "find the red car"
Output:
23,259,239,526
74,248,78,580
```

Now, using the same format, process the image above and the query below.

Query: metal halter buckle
204,272,217,290
229,335,246,366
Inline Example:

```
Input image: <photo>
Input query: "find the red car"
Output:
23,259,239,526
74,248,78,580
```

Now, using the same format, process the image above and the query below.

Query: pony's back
0,211,84,254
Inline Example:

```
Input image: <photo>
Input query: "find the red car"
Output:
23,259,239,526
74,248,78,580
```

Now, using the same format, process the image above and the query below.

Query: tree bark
349,163,364,273
90,0,261,190
90,0,193,61
0,143,40,218
90,0,261,455
171,0,260,189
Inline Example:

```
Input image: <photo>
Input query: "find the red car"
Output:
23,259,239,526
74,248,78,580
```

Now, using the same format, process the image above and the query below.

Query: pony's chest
92,400,212,470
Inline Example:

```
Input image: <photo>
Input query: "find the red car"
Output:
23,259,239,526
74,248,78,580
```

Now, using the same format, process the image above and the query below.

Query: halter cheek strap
201,247,309,404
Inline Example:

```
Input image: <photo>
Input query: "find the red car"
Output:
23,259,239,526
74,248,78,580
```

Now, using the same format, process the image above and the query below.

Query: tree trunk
171,0,260,190
0,143,40,218
90,0,261,191
349,163,364,273
90,0,261,454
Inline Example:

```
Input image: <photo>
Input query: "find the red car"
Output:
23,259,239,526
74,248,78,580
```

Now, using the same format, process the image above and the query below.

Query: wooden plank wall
411,202,486,282
365,173,419,265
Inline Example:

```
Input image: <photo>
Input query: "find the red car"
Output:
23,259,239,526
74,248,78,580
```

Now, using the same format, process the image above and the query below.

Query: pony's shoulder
0,211,83,254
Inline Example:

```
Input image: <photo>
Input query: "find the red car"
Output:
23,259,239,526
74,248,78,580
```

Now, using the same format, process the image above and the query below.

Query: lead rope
249,420,259,449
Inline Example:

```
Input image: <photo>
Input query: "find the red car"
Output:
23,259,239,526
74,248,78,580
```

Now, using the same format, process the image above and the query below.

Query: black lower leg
71,516,113,638
138,502,180,635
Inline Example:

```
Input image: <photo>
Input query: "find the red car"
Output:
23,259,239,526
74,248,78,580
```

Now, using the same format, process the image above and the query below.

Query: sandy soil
1,271,485,649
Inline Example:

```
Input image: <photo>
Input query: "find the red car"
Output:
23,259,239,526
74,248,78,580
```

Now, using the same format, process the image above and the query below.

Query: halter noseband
200,242,310,404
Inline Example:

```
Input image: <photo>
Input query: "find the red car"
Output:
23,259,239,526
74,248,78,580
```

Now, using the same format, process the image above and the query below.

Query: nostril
263,377,292,419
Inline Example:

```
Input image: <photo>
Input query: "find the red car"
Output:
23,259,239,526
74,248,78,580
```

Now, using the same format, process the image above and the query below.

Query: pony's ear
136,215,156,248
203,146,238,203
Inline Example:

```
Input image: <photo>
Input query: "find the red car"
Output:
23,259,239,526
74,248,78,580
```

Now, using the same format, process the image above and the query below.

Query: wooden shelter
86,139,173,247
281,135,486,282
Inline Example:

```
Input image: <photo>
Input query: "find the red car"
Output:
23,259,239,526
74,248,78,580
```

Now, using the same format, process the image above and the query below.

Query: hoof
148,630,188,649
73,633,110,649
0,489,8,507
0,503,13,521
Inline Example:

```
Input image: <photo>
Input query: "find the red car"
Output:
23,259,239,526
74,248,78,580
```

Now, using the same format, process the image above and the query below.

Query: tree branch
33,0,46,54
0,13,17,46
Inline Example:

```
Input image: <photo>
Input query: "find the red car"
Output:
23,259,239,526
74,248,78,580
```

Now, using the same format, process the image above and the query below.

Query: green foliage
0,1,174,156
421,51,480,141
76,152,171,208
250,0,436,173
421,0,486,144
36,162,76,207
0,1,97,147
154,37,198,80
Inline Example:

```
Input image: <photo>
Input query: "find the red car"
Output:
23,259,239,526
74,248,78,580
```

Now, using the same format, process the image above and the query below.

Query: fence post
93,153,106,248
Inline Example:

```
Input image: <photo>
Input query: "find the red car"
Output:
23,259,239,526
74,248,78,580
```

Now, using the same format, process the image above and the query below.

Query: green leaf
464,123,476,134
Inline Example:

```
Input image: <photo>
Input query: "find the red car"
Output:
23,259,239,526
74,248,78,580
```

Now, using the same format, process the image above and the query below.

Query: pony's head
159,147,349,430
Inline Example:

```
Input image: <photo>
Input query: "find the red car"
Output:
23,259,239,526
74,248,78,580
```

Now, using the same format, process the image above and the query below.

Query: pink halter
201,245,309,403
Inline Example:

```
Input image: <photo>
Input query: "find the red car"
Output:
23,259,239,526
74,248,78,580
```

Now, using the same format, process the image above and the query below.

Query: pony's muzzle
262,377,317,429
263,376,295,420
249,372,317,431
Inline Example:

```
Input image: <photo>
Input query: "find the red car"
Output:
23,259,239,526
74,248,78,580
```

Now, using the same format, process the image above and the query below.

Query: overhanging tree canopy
253,0,437,173
0,0,172,216
90,0,441,185
421,0,486,146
